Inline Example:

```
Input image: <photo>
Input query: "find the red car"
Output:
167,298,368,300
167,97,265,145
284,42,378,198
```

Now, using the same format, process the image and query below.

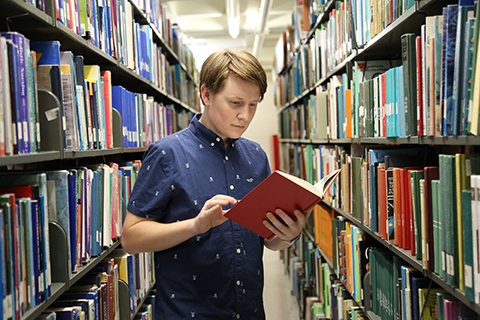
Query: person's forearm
122,218,199,254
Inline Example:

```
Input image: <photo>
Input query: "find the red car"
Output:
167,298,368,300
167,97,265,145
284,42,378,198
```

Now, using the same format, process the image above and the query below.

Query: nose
237,105,250,120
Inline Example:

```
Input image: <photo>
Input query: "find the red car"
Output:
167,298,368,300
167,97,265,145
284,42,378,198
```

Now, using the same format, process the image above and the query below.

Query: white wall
242,72,279,171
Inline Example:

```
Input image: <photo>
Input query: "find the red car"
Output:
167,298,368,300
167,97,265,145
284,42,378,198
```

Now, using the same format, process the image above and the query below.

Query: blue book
443,5,459,136
127,254,136,313
463,19,476,135
30,199,41,306
111,86,127,147
1,32,30,154
397,65,406,137
91,170,100,257
4,38,23,154
0,207,5,318
68,170,78,273
60,287,99,320
38,194,50,299
46,170,72,276
452,0,474,135
20,197,36,309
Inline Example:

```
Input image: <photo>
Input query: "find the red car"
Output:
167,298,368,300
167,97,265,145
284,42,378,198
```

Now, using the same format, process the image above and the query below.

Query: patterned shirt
127,113,271,320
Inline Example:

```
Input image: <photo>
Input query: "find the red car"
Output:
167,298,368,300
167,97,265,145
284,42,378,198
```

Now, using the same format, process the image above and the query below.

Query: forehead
221,75,261,100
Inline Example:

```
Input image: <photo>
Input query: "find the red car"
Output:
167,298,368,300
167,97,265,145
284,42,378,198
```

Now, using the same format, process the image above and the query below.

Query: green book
462,189,475,301
411,170,424,260
439,154,457,287
351,156,364,220
432,180,442,276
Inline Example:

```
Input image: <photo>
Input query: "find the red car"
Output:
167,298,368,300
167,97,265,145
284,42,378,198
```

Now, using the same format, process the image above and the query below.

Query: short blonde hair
199,49,268,103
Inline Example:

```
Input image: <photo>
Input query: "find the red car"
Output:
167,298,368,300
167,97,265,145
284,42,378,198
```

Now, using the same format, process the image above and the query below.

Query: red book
416,35,424,136
225,169,341,240
377,164,387,240
424,166,439,272
101,70,113,149
272,135,281,171
345,89,352,138
393,168,402,247
404,168,416,251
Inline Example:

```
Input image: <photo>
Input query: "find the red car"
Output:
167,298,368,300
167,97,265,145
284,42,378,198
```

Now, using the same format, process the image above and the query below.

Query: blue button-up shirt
127,114,271,320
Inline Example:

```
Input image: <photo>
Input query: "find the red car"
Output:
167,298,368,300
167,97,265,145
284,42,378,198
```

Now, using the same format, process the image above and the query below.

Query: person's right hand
194,195,237,234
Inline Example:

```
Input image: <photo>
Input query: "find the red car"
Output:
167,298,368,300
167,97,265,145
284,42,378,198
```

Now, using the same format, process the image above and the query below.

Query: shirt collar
189,113,238,151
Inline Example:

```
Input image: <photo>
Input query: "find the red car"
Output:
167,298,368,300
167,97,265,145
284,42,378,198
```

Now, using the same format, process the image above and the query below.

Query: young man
121,49,310,319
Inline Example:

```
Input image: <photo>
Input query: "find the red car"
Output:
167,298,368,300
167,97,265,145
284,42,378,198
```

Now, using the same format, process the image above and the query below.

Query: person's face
200,74,261,146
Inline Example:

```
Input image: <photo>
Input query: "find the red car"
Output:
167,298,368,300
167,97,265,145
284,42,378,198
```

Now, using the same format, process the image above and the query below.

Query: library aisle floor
263,249,300,320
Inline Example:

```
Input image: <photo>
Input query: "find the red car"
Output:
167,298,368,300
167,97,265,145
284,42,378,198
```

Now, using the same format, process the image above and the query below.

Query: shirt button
225,156,229,160
236,314,240,319
236,248,241,254
230,185,234,190
211,142,215,147
216,137,220,142
236,280,241,286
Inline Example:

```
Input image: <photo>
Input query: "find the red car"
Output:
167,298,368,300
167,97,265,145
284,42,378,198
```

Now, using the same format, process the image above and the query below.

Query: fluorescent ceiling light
226,0,240,39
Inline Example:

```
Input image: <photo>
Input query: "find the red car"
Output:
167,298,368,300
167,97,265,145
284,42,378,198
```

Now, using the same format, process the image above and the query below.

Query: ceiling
162,0,295,72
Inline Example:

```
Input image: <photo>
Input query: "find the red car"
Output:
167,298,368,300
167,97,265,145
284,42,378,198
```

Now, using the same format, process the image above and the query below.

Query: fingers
263,208,306,239
204,195,237,210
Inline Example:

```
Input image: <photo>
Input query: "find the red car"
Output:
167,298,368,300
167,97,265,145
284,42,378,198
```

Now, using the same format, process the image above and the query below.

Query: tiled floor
263,249,301,320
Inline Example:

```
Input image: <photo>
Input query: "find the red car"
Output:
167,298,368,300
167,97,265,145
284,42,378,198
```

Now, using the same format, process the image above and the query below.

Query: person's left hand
262,208,312,242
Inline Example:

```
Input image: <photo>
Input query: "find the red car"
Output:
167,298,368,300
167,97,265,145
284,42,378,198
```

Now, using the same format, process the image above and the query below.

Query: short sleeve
127,144,172,220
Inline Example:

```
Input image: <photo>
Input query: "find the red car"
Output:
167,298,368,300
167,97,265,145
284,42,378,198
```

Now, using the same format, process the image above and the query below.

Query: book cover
462,189,475,301
4,38,23,154
46,170,72,275
60,51,80,151
74,55,90,150
101,70,113,149
401,33,417,137
410,170,424,260
1,32,30,154
442,5,458,136
439,154,457,287
424,166,439,272
0,37,13,156
451,0,474,136
224,169,341,240
416,35,424,135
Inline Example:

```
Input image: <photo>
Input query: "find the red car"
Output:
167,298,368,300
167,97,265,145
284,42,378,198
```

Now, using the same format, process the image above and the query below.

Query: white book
1,37,13,155
472,175,480,303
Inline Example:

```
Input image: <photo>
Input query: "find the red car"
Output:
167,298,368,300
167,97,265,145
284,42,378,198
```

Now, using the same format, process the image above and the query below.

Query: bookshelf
276,0,480,319
0,0,198,318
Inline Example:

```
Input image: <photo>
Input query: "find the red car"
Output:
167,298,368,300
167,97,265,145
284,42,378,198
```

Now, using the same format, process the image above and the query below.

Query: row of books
274,0,415,103
281,142,480,309
133,21,198,108
299,238,368,320
35,249,155,320
114,248,155,316
370,248,478,320
1,32,193,153
0,186,51,320
0,159,141,319
129,0,197,76
276,0,480,139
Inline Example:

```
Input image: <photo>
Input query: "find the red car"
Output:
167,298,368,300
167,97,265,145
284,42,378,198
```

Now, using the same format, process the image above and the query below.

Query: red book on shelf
225,169,341,240
101,70,113,149
393,168,403,247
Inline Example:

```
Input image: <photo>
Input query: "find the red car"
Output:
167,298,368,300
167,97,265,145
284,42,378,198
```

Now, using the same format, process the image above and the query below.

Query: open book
224,168,342,239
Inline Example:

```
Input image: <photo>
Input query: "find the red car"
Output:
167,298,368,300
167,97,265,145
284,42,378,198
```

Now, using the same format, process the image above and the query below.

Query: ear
200,84,211,107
